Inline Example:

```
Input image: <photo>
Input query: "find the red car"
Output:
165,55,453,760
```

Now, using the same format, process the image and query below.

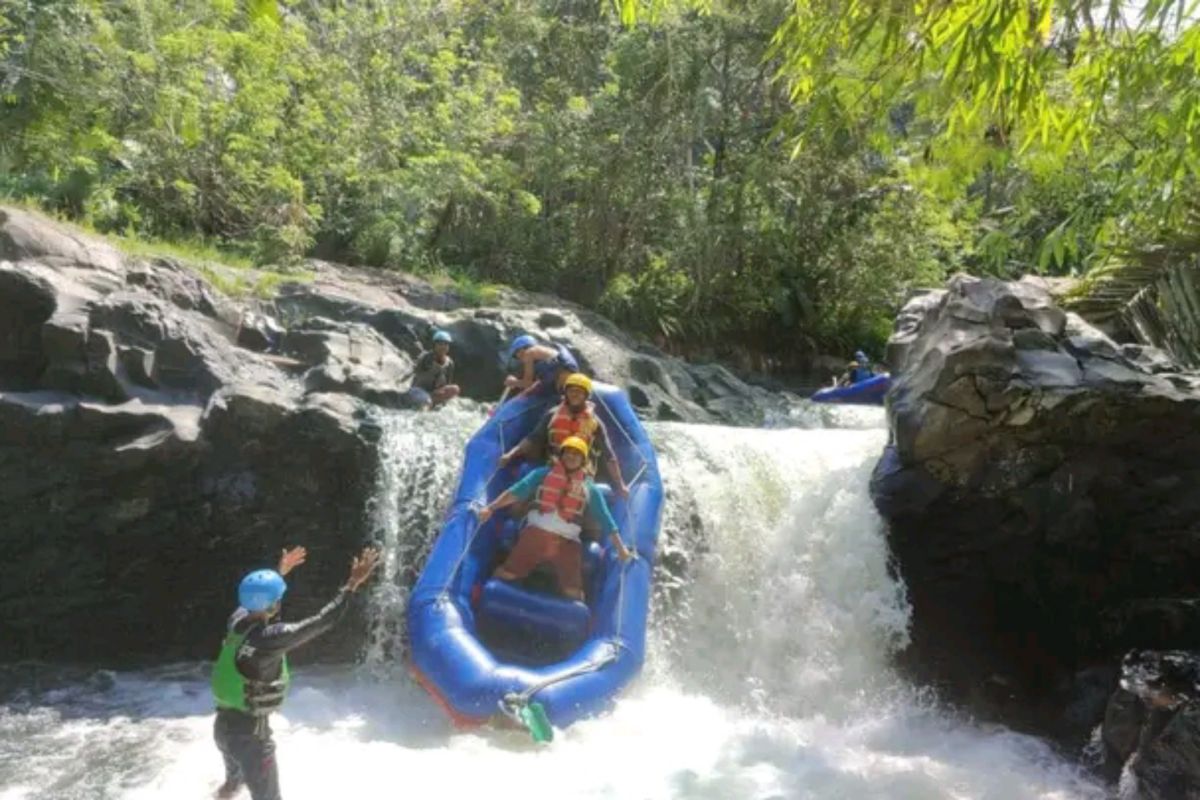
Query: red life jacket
536,461,589,522
548,401,599,449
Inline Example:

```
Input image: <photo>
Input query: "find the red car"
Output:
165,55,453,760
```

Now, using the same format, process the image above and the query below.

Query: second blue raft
810,373,890,405
407,383,663,730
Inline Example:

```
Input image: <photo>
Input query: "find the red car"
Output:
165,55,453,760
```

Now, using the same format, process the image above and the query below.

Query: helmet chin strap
250,604,280,622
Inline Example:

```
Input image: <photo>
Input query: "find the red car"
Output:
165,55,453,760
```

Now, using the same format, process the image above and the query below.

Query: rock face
270,266,800,426
0,207,379,664
1103,651,1200,797
872,274,1200,747
0,205,798,666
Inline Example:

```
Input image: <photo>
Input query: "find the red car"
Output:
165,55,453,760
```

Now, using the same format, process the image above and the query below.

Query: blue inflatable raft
407,383,663,732
810,373,890,405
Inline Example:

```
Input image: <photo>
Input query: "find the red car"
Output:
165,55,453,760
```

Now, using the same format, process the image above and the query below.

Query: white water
0,404,1105,799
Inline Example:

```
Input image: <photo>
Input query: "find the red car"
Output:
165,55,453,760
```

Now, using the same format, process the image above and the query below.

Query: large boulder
281,318,419,409
1103,651,1200,796
872,274,1200,745
0,207,379,664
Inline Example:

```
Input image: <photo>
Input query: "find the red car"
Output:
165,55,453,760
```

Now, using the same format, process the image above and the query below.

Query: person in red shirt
479,436,631,600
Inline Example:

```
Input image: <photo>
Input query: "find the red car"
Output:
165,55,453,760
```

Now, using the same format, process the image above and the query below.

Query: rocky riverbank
871,274,1200,793
0,206,803,665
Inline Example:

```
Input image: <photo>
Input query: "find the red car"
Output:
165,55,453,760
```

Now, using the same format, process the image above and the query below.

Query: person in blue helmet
839,350,875,386
504,333,580,397
411,329,461,409
210,545,380,800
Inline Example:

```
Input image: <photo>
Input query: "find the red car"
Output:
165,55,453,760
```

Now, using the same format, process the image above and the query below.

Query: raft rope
434,396,549,601
435,386,654,730
499,639,622,720
435,408,512,601
612,459,648,642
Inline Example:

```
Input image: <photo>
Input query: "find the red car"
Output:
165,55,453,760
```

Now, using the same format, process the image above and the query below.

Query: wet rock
1103,651,1200,797
1123,344,1178,374
874,274,1200,747
273,266,800,426
0,208,376,665
0,266,56,386
282,319,418,410
236,311,284,353
0,204,804,667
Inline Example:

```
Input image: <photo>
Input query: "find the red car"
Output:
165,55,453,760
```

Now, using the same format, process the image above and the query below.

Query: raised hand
278,546,308,577
345,546,382,592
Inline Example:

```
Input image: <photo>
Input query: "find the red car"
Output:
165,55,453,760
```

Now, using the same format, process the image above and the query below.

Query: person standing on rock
411,329,461,409
210,545,381,800
505,334,579,397
499,372,628,498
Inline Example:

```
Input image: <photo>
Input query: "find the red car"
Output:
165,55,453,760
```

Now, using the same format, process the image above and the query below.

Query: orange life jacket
536,461,589,522
548,401,599,449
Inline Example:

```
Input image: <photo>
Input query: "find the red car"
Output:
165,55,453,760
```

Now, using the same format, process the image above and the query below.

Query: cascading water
0,405,1106,799
361,407,484,670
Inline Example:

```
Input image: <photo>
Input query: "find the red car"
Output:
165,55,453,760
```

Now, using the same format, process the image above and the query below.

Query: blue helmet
238,569,287,612
508,334,537,358
432,330,452,344
854,350,868,363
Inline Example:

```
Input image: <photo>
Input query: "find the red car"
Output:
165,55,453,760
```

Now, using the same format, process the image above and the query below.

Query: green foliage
19,0,1194,358
428,271,503,308
761,0,1200,307
107,234,255,272
600,255,693,338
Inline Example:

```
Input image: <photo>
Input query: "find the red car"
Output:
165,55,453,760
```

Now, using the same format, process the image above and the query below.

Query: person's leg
495,527,552,581
406,386,433,410
431,385,460,407
548,538,585,601
213,714,244,798
239,724,281,800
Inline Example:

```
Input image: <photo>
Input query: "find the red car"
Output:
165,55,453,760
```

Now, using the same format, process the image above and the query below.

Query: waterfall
0,404,1104,799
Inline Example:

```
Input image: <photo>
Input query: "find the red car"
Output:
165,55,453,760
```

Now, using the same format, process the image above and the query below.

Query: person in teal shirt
478,436,631,600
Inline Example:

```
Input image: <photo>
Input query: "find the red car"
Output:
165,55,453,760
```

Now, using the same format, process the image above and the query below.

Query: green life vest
211,624,290,715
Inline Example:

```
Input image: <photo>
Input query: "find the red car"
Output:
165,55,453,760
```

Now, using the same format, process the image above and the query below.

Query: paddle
518,701,554,743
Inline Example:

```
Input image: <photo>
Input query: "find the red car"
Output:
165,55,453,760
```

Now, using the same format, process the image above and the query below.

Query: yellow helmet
563,373,593,396
560,436,590,459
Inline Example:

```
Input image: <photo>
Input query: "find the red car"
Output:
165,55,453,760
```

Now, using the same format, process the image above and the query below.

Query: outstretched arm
249,547,381,655
250,589,352,654
505,354,536,390
477,466,549,521
477,491,518,522
597,422,627,497
500,436,537,466
586,484,632,561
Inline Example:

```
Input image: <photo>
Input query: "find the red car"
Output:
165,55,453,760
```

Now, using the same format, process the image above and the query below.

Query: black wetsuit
214,589,350,800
